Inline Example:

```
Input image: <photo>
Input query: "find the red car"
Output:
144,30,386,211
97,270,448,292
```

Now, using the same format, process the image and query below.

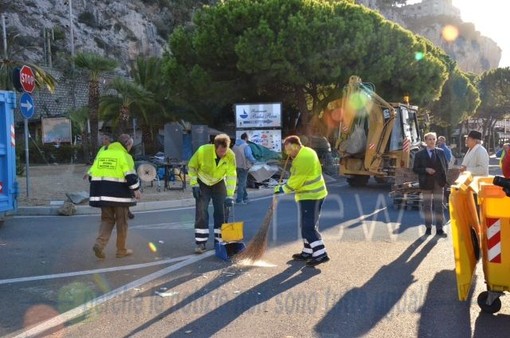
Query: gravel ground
16,164,191,206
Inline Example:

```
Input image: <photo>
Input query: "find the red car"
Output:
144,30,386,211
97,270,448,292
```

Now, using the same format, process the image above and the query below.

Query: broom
233,156,290,263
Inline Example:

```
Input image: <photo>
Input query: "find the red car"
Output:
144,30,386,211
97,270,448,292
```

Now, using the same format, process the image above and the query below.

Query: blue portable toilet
0,91,18,223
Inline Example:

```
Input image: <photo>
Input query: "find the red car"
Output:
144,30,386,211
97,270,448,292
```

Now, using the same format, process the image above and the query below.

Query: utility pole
2,14,7,59
68,0,75,60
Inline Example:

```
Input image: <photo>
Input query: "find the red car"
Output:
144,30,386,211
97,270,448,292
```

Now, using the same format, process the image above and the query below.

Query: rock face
2,0,499,75
3,0,214,75
358,0,501,73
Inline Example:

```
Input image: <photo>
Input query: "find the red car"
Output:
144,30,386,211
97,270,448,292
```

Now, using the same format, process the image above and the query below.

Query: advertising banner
235,103,281,128
236,129,282,152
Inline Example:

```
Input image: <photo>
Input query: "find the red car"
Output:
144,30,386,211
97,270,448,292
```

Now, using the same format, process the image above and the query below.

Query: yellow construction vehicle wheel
347,175,370,187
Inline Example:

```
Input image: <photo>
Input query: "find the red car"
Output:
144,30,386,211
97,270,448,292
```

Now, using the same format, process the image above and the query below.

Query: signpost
18,65,36,198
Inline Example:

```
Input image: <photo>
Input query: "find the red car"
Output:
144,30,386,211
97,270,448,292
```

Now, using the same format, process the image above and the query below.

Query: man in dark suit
413,132,448,237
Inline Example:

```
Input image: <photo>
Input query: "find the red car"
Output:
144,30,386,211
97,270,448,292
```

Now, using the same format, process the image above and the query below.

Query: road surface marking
13,251,214,338
0,254,196,285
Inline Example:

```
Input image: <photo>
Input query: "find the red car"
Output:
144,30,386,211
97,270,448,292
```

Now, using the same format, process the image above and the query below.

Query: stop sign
19,65,35,93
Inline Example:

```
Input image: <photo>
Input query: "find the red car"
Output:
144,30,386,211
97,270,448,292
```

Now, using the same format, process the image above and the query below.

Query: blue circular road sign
20,92,35,119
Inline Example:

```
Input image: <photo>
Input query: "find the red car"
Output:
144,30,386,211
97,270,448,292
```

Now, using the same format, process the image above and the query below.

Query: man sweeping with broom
274,135,330,267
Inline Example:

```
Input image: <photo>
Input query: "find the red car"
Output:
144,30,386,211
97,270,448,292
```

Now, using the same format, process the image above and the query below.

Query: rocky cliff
1,0,499,76
358,0,501,73
1,0,214,75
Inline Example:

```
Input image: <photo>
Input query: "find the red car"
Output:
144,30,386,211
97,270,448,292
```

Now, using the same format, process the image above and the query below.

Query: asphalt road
1,165,509,337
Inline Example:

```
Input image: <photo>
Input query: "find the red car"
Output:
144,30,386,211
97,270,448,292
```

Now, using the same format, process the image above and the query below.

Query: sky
450,0,509,68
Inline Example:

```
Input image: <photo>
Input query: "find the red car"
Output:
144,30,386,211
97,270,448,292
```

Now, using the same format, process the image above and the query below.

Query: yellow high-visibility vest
188,144,237,197
283,146,328,201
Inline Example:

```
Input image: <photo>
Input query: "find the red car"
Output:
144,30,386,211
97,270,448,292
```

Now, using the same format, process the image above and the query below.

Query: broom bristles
234,156,289,263
233,197,276,262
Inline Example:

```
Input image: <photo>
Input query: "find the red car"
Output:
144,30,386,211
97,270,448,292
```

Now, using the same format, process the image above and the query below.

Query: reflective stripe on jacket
88,142,139,207
282,146,328,201
188,144,237,197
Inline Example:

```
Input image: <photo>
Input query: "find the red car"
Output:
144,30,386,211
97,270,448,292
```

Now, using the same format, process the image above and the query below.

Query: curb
14,188,275,216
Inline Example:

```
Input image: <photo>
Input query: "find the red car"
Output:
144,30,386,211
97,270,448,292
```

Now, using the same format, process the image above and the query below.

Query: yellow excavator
326,75,422,187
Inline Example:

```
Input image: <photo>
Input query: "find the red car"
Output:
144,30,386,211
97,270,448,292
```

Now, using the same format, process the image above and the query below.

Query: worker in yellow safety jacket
88,134,141,259
188,133,237,254
274,135,330,267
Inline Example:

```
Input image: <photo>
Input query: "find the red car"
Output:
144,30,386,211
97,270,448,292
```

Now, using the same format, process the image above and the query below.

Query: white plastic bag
342,120,366,155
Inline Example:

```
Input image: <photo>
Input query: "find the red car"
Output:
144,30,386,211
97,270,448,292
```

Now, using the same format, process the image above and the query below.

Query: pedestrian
88,134,142,259
459,130,489,176
501,144,510,178
437,135,454,167
85,133,135,219
232,132,257,205
413,132,448,237
499,143,509,169
188,133,237,254
274,135,330,267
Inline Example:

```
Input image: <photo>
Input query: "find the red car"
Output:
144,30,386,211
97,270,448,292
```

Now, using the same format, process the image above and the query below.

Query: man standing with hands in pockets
413,132,448,237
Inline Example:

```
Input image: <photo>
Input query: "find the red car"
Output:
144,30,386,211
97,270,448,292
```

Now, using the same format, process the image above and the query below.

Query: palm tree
130,57,171,153
68,106,90,162
99,77,153,136
74,52,117,155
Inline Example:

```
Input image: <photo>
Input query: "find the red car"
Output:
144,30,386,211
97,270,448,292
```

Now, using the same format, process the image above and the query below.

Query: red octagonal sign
20,65,35,93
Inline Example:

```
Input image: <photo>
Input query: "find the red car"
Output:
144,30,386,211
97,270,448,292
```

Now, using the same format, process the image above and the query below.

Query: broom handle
227,156,289,223
278,155,290,185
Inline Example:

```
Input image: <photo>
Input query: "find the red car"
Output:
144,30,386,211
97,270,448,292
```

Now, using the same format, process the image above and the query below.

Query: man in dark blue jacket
413,132,448,237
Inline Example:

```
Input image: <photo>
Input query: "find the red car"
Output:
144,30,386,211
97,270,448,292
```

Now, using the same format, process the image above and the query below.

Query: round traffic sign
20,65,36,93
20,92,35,119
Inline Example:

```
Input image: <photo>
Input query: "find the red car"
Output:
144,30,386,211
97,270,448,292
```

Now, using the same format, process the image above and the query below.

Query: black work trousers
194,180,226,244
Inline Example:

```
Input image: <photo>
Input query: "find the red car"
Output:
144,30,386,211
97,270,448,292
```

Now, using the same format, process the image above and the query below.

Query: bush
16,143,84,164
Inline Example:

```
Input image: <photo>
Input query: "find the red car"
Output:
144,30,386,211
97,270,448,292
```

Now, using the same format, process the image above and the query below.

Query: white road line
13,250,215,338
0,254,196,285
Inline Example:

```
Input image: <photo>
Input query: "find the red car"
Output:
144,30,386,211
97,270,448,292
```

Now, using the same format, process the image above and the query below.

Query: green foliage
429,67,480,127
163,0,450,133
476,67,510,119
16,143,83,165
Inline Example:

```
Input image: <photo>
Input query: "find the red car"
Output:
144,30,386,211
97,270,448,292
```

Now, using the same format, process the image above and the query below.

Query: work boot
306,255,330,267
424,227,432,236
292,253,312,261
116,249,133,258
195,243,206,254
93,244,105,259
436,229,448,238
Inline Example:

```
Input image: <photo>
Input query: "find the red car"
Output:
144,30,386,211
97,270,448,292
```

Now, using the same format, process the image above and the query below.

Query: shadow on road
418,269,472,337
314,237,438,336
125,259,320,337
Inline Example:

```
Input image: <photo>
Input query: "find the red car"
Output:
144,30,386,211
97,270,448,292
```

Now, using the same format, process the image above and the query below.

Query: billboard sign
236,129,282,152
235,103,281,128
42,117,72,143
